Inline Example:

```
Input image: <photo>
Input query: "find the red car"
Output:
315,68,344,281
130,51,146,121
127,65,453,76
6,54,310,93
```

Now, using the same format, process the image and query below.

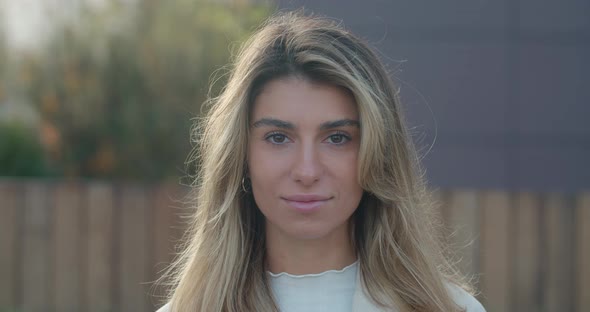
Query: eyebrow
251,118,295,129
251,118,360,130
319,119,360,130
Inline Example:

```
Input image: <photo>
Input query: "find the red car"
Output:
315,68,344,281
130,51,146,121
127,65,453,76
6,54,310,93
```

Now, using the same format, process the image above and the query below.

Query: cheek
248,156,282,220
330,151,362,198
327,149,358,178
248,145,284,193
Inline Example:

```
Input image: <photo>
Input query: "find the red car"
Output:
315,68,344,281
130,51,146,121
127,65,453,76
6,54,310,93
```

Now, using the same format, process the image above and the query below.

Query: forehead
251,78,358,122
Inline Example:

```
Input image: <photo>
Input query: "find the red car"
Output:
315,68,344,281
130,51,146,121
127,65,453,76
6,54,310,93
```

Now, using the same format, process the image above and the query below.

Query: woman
157,11,485,312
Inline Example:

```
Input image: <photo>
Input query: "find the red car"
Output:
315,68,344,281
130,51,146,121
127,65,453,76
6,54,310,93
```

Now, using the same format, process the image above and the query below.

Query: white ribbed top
267,261,358,312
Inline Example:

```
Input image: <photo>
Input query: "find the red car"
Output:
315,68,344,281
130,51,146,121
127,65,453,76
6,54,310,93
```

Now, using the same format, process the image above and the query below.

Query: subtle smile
281,195,332,212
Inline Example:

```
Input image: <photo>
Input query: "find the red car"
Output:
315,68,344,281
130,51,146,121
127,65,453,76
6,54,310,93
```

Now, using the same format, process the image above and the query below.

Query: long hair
161,11,471,311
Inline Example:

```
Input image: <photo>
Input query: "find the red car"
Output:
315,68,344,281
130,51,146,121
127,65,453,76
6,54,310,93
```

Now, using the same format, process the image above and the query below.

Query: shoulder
156,302,171,312
445,283,486,312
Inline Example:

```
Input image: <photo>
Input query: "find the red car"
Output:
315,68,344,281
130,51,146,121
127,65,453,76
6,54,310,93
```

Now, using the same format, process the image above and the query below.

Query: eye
325,132,351,145
265,132,290,145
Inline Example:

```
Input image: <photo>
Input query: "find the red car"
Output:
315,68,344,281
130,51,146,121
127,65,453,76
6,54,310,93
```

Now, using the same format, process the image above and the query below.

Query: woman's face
248,77,364,241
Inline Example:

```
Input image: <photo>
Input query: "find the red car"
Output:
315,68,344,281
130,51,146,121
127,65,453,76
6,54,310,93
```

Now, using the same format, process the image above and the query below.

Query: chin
278,221,348,241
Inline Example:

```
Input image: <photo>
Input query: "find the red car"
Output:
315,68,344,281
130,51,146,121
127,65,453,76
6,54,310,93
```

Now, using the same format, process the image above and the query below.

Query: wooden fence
0,180,588,312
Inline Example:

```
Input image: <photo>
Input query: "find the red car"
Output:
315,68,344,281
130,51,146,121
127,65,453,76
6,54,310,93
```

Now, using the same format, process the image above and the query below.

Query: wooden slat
428,189,446,237
438,189,451,229
576,193,590,312
119,185,150,312
151,184,180,302
544,193,575,311
512,193,541,312
151,184,190,307
479,191,510,311
86,183,113,312
0,182,20,308
446,190,480,280
436,190,456,253
54,183,82,312
21,182,51,312
152,184,176,275
171,187,189,247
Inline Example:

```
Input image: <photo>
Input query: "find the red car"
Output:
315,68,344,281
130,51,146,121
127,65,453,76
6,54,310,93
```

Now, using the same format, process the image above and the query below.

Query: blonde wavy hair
160,11,471,312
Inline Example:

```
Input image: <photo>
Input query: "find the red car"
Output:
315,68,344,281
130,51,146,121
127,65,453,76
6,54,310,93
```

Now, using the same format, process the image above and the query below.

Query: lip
283,194,331,201
282,194,332,212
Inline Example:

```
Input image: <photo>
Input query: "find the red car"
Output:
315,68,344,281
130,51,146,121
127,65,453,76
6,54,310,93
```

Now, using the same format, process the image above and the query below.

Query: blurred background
0,0,588,311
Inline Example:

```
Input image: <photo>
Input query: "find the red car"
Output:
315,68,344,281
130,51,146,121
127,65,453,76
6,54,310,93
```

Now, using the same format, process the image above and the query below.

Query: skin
248,77,364,275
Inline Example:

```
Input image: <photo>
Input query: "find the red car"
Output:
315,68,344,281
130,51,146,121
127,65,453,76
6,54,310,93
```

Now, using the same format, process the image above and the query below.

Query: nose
291,141,323,186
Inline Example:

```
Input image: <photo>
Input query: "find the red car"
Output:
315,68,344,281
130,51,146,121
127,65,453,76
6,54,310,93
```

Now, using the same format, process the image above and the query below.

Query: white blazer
349,279,486,312
156,272,486,312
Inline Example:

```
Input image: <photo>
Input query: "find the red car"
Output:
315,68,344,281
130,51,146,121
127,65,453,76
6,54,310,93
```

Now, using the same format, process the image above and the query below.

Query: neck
265,221,357,275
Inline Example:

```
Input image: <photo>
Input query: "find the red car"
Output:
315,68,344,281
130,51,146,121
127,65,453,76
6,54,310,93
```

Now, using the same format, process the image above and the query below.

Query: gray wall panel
276,0,590,191
389,42,508,136
515,44,590,136
518,0,590,33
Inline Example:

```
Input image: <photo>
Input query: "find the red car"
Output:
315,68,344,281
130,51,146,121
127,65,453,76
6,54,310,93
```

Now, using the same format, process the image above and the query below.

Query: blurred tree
19,0,270,180
0,23,4,104
0,122,50,177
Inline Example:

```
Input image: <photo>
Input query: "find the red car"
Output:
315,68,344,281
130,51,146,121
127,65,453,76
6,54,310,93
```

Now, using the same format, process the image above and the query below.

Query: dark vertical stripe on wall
504,0,519,190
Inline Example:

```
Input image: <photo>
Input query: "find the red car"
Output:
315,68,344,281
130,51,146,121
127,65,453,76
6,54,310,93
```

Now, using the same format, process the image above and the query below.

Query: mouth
282,194,331,201
281,194,332,212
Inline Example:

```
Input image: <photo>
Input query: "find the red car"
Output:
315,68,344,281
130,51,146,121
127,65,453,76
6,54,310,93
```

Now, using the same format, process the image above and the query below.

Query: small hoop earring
241,177,251,193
